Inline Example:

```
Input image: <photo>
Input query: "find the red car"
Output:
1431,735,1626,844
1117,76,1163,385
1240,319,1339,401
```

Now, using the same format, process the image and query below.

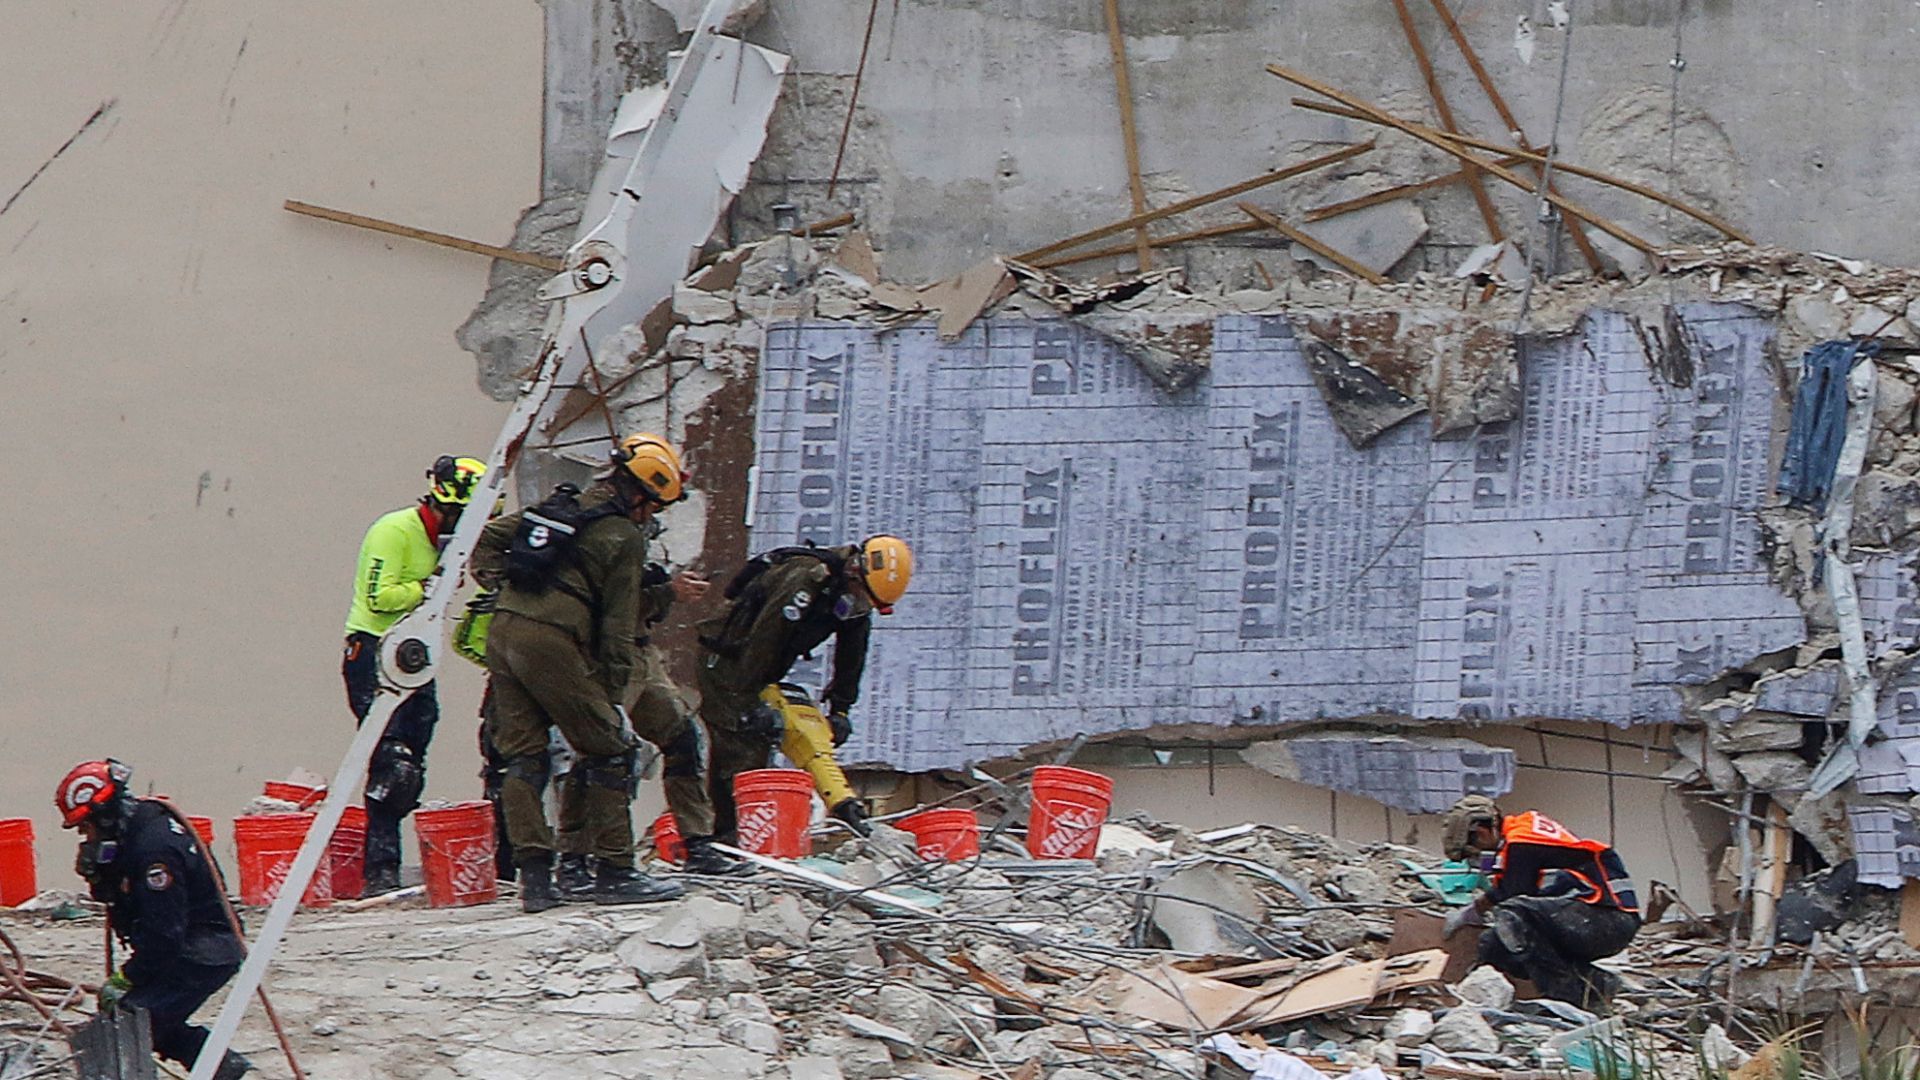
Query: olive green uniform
473,490,649,868
696,546,872,838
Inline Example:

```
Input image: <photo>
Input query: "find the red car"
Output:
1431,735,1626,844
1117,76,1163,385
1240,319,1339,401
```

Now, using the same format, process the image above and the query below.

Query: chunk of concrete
647,896,747,958
1453,966,1515,1011
786,1057,847,1080
1385,1008,1435,1046
841,1013,915,1053
1429,1007,1501,1055
743,893,812,949
1150,863,1269,955
1302,908,1368,951
722,1016,783,1055
674,282,738,325
1732,752,1814,810
617,936,708,982
806,1034,895,1080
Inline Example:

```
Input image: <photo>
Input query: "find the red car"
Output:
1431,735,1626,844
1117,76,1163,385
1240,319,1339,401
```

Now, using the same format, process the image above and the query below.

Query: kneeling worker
696,536,912,839
1440,795,1641,1008
473,433,691,912
56,760,252,1079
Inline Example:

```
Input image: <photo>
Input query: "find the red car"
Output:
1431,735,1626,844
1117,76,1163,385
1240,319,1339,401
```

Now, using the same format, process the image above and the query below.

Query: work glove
98,971,131,1013
828,710,853,747
1442,903,1486,939
740,701,784,743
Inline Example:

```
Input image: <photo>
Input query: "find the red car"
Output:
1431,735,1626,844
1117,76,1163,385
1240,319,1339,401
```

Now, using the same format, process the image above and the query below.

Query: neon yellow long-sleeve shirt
344,505,438,636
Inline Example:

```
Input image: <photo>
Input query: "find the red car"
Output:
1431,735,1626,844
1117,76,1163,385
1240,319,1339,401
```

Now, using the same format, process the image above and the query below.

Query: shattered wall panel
1856,548,1920,657
1850,805,1920,888
749,306,1802,771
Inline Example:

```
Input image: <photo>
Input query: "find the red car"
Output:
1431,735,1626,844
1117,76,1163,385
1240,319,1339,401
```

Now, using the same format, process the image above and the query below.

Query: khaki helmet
613,433,687,504
857,534,913,613
1441,795,1503,862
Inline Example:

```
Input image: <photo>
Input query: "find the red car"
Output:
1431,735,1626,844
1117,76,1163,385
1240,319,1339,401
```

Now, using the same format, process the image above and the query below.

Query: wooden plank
1304,155,1530,221
71,1008,156,1080
1266,69,1666,258
1237,202,1389,284
1229,956,1387,1028
1901,881,1920,950
1114,963,1263,1031
283,199,564,271
1388,0,1502,242
1102,0,1154,270
1749,802,1792,947
1012,140,1373,264
1288,96,1750,245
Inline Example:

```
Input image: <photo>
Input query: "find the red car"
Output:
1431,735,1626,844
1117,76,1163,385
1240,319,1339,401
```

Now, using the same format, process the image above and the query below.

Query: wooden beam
1264,73,1662,258
1749,802,1792,948
1013,140,1373,264
1237,202,1388,285
1304,154,1529,222
283,200,564,271
1291,97,1752,244
1389,0,1503,242
1102,0,1154,270
1423,0,1604,271
1030,220,1265,270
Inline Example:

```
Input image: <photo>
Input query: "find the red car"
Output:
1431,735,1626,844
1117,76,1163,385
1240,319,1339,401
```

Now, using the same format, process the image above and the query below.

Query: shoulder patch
145,863,173,891
166,819,184,835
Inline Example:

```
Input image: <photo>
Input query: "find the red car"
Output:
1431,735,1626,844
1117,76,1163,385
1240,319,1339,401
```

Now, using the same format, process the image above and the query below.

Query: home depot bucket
261,781,325,809
187,817,215,849
415,802,497,908
897,808,980,862
732,769,813,859
329,806,367,899
651,812,687,865
233,813,332,907
0,819,35,907
1026,766,1113,860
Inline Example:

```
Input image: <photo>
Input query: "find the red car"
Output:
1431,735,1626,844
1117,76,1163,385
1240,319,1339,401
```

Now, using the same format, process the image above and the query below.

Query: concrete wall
524,0,1917,289
0,1,541,881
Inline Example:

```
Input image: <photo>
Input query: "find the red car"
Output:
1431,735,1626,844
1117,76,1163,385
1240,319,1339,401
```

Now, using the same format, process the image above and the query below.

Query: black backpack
700,544,846,658
504,484,623,593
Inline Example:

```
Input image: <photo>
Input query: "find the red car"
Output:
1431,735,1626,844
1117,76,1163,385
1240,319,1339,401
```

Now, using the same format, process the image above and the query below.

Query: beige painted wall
0,1,540,882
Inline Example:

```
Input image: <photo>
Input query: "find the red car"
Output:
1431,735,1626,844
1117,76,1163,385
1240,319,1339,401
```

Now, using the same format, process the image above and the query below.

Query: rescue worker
695,536,913,841
1439,795,1641,1008
471,433,693,911
56,760,252,1079
343,455,487,896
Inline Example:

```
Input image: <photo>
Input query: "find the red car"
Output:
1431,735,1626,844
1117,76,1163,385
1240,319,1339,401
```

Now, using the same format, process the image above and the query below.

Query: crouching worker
56,760,252,1079
1440,795,1641,1009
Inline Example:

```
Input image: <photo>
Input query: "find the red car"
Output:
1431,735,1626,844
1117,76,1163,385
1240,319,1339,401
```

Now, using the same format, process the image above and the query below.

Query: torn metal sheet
1427,320,1520,435
1073,310,1215,392
750,306,1802,770
1297,332,1425,448
1239,735,1513,813
1809,356,1881,797
1751,665,1841,718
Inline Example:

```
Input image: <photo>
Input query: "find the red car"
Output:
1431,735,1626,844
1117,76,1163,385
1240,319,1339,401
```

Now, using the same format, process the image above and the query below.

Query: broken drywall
1239,734,1515,814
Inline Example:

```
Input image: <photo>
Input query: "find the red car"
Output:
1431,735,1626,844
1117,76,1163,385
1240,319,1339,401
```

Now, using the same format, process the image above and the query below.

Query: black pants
1477,894,1640,1007
344,632,439,878
476,687,517,881
123,960,240,1067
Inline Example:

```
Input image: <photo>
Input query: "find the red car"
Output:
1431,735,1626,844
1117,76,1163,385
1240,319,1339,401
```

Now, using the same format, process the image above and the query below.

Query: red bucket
415,801,497,908
0,819,36,907
262,781,325,809
329,806,367,899
1026,766,1113,860
651,812,687,865
733,769,813,859
233,813,333,908
898,808,981,862
187,817,215,850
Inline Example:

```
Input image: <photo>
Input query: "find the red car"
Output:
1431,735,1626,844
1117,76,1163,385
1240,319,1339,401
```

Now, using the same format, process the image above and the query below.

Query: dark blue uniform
91,800,246,1068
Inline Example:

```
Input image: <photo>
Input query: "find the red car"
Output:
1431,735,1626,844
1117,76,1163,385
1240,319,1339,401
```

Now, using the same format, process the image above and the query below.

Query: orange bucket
898,808,981,862
414,801,497,908
262,781,325,809
733,769,813,858
0,819,36,907
187,816,215,850
329,806,367,899
1026,766,1113,860
651,812,687,865
233,813,332,907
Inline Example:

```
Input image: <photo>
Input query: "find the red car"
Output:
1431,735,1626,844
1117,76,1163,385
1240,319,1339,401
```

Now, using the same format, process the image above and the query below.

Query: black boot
555,854,595,901
212,1050,254,1080
681,836,752,876
361,864,402,899
831,798,873,837
594,864,685,905
519,853,561,914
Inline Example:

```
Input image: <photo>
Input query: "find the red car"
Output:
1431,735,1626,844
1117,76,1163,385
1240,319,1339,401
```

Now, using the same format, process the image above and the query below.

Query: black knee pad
367,738,426,815
660,719,708,779
504,752,551,799
577,752,638,795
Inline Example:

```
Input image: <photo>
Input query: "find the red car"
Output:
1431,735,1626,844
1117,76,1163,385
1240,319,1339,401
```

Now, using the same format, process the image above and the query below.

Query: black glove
828,710,853,747
740,701,784,742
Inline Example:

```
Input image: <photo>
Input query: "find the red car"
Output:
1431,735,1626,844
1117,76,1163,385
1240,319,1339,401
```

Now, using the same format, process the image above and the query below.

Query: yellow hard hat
858,534,913,612
427,456,488,505
614,433,687,504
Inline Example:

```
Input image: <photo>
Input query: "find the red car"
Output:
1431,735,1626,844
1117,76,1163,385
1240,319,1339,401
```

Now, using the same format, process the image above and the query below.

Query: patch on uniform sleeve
145,863,173,891
784,590,811,621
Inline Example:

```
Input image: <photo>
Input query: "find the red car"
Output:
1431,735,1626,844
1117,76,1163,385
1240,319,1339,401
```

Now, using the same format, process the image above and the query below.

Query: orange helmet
857,535,913,613
613,433,688,505
55,759,131,829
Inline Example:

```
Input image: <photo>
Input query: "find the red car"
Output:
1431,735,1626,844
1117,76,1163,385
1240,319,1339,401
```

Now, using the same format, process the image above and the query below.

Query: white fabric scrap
1203,1034,1390,1080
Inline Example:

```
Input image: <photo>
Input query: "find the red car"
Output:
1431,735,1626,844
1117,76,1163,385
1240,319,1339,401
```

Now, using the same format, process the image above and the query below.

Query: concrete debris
649,0,767,34
1733,753,1816,812
1150,862,1270,954
1429,1006,1502,1055
1452,966,1516,1011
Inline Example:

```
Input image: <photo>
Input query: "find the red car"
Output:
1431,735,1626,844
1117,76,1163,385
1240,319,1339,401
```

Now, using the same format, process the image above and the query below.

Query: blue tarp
1777,339,1879,509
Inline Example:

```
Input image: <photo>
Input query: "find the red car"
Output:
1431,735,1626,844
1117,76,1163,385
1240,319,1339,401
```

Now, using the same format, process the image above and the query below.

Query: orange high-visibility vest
1492,811,1639,913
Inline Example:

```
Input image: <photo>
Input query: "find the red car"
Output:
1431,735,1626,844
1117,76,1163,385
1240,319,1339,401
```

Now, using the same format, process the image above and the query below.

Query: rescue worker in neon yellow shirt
342,455,486,896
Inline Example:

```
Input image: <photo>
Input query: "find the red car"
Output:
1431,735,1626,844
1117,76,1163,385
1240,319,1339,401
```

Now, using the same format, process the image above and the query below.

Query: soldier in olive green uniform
696,536,914,840
472,434,693,912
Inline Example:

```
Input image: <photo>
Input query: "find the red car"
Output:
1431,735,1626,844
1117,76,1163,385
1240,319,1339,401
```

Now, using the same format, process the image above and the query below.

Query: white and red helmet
55,759,130,829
